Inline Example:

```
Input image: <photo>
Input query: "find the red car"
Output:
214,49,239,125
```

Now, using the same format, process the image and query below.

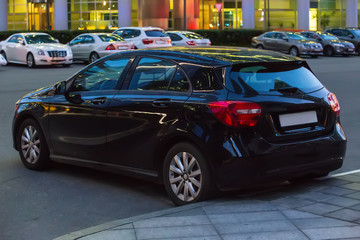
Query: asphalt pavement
0,55,359,240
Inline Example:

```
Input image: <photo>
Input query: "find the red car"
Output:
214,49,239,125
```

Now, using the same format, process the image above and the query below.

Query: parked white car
69,33,134,63
0,53,6,65
0,33,72,68
113,27,172,49
166,31,211,46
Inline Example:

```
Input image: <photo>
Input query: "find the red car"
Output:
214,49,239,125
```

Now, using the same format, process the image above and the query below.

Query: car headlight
37,50,45,56
333,43,345,47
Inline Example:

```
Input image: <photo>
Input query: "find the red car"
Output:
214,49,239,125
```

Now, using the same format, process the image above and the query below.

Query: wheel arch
13,113,38,151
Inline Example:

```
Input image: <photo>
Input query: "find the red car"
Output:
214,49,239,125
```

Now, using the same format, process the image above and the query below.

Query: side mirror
55,81,67,94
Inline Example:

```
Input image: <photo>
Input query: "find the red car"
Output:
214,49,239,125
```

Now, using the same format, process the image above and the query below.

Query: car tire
256,45,264,49
289,47,299,56
163,142,213,206
27,53,36,68
17,118,50,170
89,52,100,63
1,51,7,64
324,46,334,56
310,55,318,58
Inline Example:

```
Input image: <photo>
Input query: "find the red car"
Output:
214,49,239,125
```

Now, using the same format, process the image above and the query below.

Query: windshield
319,33,338,40
228,63,323,95
25,34,57,44
351,29,360,37
183,33,205,39
145,30,168,37
286,33,306,40
98,34,124,42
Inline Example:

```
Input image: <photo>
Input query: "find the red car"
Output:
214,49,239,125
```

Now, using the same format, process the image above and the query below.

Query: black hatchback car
12,47,346,205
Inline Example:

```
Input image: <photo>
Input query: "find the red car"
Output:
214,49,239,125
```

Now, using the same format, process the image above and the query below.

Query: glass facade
4,0,358,31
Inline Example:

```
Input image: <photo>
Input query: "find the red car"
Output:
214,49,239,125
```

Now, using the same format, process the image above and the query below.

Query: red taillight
130,44,135,49
186,41,196,45
208,101,262,127
142,39,154,44
105,44,115,50
328,92,340,117
208,40,211,45
168,39,172,44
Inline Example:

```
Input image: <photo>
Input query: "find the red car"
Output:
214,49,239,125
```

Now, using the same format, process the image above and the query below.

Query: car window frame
8,35,19,43
121,55,192,93
62,55,136,94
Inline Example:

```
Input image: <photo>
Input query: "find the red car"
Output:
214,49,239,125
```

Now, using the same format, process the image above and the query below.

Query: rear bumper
212,122,347,191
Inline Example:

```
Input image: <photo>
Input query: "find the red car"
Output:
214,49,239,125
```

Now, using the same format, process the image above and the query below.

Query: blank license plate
156,40,165,44
279,111,318,127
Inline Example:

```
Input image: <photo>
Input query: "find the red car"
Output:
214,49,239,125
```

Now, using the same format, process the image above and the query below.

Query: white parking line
328,169,360,178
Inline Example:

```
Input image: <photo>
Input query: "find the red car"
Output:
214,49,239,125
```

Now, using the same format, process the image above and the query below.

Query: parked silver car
252,31,323,57
300,31,355,56
69,33,134,63
166,31,211,46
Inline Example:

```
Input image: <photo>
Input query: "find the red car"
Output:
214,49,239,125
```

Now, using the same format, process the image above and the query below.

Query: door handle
152,98,171,107
91,97,107,105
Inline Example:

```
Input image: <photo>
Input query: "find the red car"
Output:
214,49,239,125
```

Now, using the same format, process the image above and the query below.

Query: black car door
106,56,191,172
48,57,132,162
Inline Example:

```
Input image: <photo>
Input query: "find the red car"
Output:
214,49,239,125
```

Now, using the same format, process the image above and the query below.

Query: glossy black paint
13,47,347,189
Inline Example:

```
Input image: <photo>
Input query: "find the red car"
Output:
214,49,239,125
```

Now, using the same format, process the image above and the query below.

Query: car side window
275,33,284,39
71,36,84,45
15,36,24,44
191,68,223,91
168,33,183,41
344,31,354,38
264,32,275,38
83,35,95,44
129,58,177,91
69,58,130,92
169,68,190,92
332,29,343,36
122,29,141,39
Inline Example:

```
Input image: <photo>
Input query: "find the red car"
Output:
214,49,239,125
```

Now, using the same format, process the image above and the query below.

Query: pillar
346,0,358,28
118,0,132,27
297,0,310,30
142,0,169,29
242,0,255,29
0,0,7,31
54,0,68,30
173,0,199,30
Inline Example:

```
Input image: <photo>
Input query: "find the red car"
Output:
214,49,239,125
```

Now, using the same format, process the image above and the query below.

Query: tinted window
169,68,190,92
351,29,360,37
15,36,24,44
25,34,57,44
167,33,183,41
70,58,130,92
274,33,284,39
129,58,176,91
183,33,205,39
191,68,223,91
229,64,323,94
145,30,167,37
331,29,344,36
98,34,124,42
286,32,306,40
83,35,95,44
71,36,84,45
122,29,141,39
264,32,275,38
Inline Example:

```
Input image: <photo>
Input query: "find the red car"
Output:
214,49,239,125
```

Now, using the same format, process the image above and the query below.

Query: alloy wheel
27,54,34,68
21,125,41,164
289,47,298,56
168,152,202,202
90,53,99,63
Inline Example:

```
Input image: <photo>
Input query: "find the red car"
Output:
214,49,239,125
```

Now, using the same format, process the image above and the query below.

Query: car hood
20,85,56,101
30,43,69,51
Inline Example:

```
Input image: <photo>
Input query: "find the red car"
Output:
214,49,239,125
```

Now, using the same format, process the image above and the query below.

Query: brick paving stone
337,175,360,183
292,217,356,229
222,230,308,240
271,197,315,208
158,237,221,240
318,186,356,196
303,225,360,240
203,202,276,215
322,178,351,186
297,202,342,215
113,223,134,230
214,220,296,235
325,208,360,222
79,229,136,240
281,209,322,219
295,191,335,201
342,183,360,191
346,192,360,200
349,204,360,211
208,211,285,224
164,207,206,217
321,195,359,208
135,225,218,240
133,215,210,228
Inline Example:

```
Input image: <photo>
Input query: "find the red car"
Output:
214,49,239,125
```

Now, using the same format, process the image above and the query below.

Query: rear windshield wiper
270,87,301,94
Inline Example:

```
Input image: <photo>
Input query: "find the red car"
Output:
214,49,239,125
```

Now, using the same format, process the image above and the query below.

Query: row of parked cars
252,28,360,57
0,27,211,68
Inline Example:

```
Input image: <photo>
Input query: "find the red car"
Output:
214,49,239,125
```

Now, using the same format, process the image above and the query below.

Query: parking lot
0,55,360,240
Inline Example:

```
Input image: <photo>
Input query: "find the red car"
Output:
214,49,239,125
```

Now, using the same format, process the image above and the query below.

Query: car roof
167,31,198,34
21,32,50,36
116,26,164,31
112,46,302,66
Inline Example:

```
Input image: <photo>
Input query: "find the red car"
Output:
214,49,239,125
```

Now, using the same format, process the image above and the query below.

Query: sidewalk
55,172,360,240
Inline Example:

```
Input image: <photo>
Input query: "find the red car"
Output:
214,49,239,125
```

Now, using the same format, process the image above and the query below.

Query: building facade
1,0,359,31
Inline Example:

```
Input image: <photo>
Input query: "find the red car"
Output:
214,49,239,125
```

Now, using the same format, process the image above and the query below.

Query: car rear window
98,34,124,42
183,33,205,39
228,63,323,95
145,30,168,37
